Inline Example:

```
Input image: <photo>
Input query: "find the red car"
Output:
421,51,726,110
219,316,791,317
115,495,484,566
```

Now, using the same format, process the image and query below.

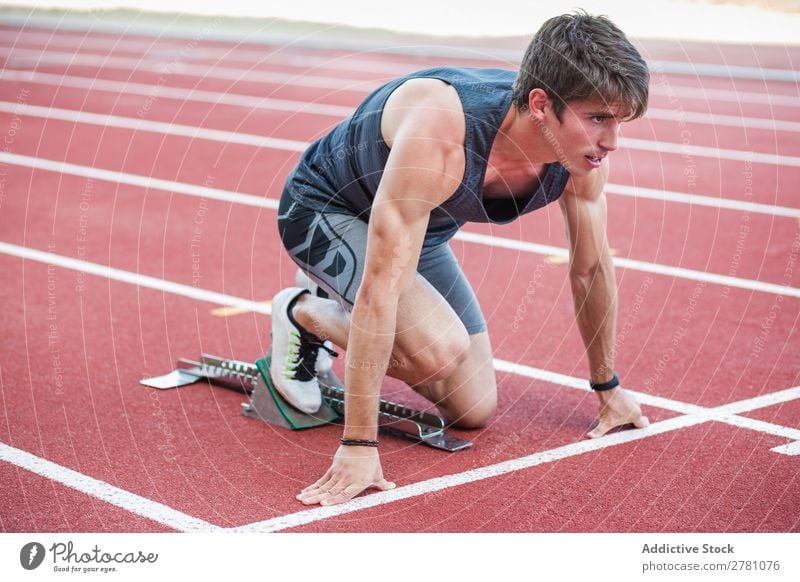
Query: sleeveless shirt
286,66,570,247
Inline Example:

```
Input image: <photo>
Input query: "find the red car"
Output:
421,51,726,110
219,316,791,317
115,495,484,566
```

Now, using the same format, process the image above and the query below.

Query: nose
599,122,620,153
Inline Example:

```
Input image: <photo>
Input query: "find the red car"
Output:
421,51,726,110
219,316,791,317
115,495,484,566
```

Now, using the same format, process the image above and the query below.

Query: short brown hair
512,12,649,121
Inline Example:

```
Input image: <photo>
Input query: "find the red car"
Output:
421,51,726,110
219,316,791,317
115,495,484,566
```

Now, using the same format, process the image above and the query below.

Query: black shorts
277,187,486,335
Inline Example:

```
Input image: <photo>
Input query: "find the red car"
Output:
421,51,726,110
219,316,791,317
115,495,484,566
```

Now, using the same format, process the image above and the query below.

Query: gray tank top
286,66,570,246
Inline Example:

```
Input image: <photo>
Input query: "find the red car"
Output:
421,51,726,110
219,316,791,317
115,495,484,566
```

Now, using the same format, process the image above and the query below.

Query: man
273,12,650,507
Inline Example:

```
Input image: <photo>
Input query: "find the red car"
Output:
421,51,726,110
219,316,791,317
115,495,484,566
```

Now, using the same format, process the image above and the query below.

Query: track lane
3,242,796,522
0,462,178,532
1,111,798,289
280,422,799,532
1,161,797,408
3,20,796,536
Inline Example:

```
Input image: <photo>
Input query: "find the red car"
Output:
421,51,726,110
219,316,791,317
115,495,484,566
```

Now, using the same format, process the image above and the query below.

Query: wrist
589,371,619,391
340,437,379,447
342,427,378,441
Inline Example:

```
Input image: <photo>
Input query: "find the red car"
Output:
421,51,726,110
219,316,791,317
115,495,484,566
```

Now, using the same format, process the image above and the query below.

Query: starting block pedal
140,353,472,452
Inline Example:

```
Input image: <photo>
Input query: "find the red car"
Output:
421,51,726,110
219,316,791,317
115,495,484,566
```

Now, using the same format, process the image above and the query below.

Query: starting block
140,353,472,452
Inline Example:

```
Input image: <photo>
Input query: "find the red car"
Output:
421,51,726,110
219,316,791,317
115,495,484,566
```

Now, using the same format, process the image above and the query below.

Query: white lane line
2,242,797,530
644,108,800,133
3,24,797,519
3,151,799,300
6,68,800,137
6,47,800,118
4,78,799,220
716,415,800,444
235,410,800,531
1,71,794,219
0,441,219,532
231,388,800,531
1,49,384,92
454,231,800,299
495,357,800,444
1,240,795,441
712,385,800,416
0,152,281,210
0,69,353,117
0,240,273,315
612,255,800,299
230,415,715,532
7,100,800,172
772,441,800,455
4,44,798,111
3,23,800,84
4,96,800,176
620,137,800,168
0,101,308,152
0,33,416,76
680,385,800,446
649,60,800,84
492,358,704,416
604,183,800,220
0,94,800,180
648,84,800,109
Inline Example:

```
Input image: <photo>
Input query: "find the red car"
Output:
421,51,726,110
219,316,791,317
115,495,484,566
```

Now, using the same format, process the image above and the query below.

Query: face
529,91,625,176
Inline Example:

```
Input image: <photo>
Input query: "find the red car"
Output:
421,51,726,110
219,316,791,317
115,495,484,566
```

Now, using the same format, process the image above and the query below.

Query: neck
494,106,558,165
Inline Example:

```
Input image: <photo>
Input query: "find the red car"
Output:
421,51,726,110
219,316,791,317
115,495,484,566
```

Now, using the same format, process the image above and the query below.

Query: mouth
584,154,604,168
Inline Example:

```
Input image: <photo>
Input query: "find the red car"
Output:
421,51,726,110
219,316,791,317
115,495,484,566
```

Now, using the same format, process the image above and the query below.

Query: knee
401,333,470,385
448,393,497,430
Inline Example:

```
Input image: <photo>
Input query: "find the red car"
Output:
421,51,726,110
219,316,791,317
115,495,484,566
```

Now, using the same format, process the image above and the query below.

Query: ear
527,88,551,122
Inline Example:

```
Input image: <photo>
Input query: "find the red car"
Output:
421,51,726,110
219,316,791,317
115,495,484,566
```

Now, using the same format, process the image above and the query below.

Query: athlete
272,12,651,506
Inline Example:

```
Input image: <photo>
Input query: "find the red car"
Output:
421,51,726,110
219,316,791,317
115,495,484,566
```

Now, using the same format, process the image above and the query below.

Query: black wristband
590,372,620,391
340,438,379,447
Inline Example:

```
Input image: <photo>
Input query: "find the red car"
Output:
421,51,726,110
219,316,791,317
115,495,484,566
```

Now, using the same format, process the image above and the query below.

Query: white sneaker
270,287,336,413
294,269,333,374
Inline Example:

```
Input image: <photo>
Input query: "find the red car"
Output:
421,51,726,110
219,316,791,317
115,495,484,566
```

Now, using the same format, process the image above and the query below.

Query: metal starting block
140,353,472,452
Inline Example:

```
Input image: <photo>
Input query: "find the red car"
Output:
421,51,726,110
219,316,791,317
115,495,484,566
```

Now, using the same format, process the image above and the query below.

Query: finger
298,490,332,505
320,483,365,506
319,478,396,506
300,470,333,494
299,478,347,505
585,414,650,439
585,419,616,439
297,484,332,502
373,478,396,491
297,483,334,503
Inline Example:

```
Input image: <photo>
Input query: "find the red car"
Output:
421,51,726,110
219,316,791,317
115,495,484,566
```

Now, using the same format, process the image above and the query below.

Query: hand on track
296,444,396,506
586,387,650,439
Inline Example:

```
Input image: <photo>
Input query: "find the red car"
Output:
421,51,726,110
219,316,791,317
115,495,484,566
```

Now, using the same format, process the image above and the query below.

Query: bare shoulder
562,157,611,203
381,78,465,151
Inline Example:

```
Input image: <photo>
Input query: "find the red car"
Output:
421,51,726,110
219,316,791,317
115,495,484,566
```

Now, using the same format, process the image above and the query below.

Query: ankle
291,293,319,337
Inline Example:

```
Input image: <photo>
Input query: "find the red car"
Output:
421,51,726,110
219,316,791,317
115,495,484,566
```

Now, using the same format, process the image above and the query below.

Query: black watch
590,372,620,391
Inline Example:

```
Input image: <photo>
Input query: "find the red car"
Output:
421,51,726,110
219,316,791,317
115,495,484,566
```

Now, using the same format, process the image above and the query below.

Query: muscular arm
343,81,465,438
559,159,616,383
296,81,465,506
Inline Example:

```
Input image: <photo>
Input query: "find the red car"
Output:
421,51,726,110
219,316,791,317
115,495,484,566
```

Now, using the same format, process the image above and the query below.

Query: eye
591,116,607,124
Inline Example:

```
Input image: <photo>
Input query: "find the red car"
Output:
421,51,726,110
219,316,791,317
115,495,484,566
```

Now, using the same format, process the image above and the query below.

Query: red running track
0,21,798,533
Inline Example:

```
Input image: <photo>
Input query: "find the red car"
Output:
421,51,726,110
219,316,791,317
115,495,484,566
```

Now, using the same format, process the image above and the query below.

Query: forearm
570,255,618,383
342,293,398,440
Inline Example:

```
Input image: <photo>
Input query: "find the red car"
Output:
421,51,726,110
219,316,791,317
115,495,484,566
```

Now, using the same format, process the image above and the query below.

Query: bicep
363,112,463,294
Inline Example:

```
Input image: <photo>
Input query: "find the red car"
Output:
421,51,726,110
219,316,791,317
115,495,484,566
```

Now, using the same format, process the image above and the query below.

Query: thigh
278,190,367,309
278,189,472,375
417,242,487,335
